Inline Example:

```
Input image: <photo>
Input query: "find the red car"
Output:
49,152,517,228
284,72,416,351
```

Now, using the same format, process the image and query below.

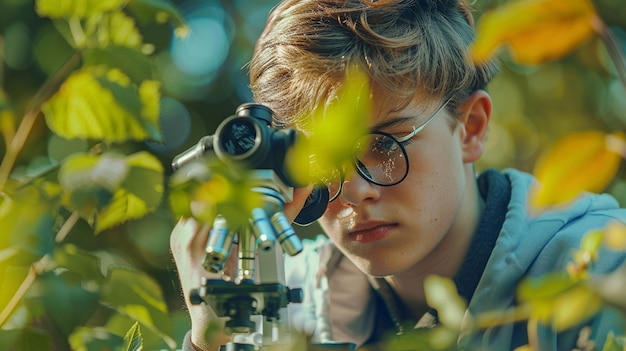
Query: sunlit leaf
122,321,144,351
43,67,162,143
0,184,56,329
59,152,126,218
550,284,603,331
0,90,16,143
517,273,576,324
516,273,602,330
602,331,626,351
94,151,164,234
472,0,599,65
424,275,467,330
529,131,624,210
101,267,175,349
35,0,126,19
0,183,55,259
285,64,371,186
84,11,143,49
58,151,164,231
168,159,262,229
567,229,604,280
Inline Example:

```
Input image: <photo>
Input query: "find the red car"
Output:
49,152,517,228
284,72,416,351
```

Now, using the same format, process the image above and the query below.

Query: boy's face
317,94,477,277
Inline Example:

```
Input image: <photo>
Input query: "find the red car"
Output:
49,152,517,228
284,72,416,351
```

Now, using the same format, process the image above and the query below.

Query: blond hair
248,0,498,129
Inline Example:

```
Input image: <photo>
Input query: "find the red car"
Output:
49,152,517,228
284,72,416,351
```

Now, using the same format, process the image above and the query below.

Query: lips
348,222,397,243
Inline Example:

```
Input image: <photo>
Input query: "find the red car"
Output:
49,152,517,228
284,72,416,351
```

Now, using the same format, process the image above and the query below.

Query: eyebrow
369,116,415,132
371,98,451,133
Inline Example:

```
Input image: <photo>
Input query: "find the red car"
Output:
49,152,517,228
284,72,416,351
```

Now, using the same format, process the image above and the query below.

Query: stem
0,258,48,328
593,18,626,90
55,211,80,243
527,318,539,351
0,209,78,327
0,52,81,192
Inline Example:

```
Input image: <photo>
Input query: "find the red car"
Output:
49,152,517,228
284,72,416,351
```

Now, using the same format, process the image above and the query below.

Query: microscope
172,103,340,350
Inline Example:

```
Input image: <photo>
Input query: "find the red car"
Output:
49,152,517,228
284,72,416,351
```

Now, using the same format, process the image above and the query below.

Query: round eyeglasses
322,98,451,202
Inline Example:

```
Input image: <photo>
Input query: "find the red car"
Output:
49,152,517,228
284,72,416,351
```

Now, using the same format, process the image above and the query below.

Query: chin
350,255,405,278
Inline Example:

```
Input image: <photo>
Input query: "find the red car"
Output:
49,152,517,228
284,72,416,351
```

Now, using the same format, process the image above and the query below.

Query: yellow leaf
36,0,125,19
517,273,575,324
472,0,599,65
551,284,603,332
286,64,371,186
604,221,626,251
530,131,624,210
424,275,467,330
568,229,603,280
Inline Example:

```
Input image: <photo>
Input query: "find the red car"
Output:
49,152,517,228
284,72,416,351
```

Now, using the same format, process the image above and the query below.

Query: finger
170,217,210,262
284,184,314,223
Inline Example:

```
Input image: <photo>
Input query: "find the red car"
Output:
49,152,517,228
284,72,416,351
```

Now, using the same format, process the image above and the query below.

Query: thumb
284,184,315,223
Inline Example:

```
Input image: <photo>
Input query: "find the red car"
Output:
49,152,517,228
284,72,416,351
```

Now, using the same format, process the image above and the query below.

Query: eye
371,135,399,154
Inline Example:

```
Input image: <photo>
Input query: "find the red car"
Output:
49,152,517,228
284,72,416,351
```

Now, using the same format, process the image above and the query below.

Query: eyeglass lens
322,132,408,202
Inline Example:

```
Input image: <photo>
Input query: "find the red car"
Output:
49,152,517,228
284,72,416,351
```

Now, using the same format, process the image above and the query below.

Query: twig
55,210,81,243
0,52,81,192
0,258,49,328
593,18,626,90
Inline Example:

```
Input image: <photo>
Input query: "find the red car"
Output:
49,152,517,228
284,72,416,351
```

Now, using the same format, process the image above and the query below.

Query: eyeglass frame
327,97,452,202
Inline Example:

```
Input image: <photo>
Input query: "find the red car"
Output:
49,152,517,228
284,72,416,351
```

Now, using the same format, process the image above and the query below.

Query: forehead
371,90,441,124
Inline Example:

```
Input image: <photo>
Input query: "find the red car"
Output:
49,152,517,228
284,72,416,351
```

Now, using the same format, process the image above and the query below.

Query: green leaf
126,0,189,37
35,0,126,19
58,151,164,232
58,152,126,219
122,321,144,351
0,184,55,259
69,326,124,351
0,329,22,350
83,46,155,83
53,244,105,284
38,271,100,336
95,151,164,234
602,331,626,351
2,328,51,351
101,267,175,348
167,158,262,228
43,67,162,143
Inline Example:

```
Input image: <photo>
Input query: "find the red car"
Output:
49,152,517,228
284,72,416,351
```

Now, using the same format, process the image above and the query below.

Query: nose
338,170,381,206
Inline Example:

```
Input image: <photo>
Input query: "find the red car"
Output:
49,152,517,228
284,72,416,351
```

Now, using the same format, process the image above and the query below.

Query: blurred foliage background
1,0,625,349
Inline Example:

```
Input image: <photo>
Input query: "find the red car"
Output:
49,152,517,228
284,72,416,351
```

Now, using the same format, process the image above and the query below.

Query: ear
458,90,492,163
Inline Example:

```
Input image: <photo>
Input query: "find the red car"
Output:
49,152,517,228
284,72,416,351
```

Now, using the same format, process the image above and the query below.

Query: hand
284,184,315,222
170,217,232,350
170,185,314,350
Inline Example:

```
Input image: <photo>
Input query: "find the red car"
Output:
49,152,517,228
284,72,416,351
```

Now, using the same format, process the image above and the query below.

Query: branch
593,18,626,90
0,52,81,192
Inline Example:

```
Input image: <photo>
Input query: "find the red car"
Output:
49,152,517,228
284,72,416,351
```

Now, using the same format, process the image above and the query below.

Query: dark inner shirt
367,168,512,344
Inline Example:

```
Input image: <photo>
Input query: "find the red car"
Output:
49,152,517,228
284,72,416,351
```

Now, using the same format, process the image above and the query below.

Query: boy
171,0,626,350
